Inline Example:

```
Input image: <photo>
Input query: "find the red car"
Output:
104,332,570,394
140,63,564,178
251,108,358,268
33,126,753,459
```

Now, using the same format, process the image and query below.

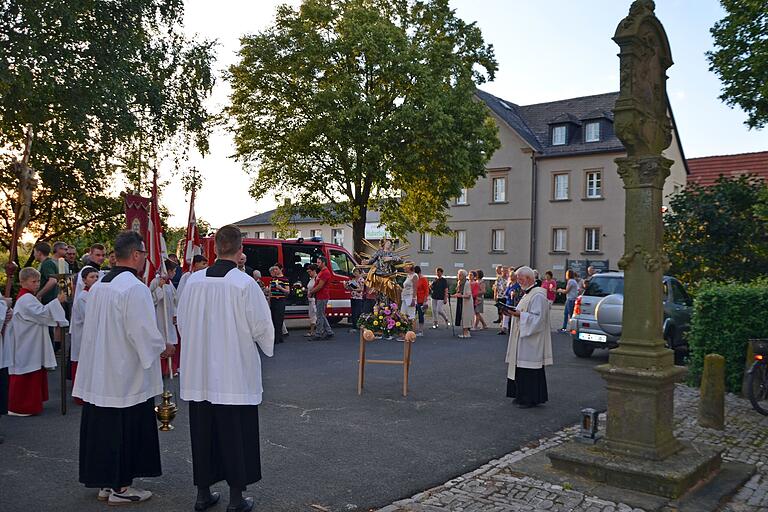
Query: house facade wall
406,112,534,276
237,221,355,252
405,111,688,279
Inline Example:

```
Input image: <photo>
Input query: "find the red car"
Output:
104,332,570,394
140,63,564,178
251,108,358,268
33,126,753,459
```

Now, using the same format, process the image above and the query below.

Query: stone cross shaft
595,0,686,461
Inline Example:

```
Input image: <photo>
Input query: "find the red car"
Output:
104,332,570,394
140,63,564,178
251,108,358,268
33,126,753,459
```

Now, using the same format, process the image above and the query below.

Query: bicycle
747,338,768,416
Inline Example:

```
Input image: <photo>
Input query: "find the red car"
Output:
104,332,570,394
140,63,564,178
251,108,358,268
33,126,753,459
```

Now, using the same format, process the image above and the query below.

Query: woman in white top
452,269,474,338
400,264,418,326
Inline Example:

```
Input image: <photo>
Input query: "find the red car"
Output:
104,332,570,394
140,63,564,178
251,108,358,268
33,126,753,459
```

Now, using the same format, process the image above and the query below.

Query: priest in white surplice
73,231,173,506
177,225,274,512
7,267,68,416
504,266,553,408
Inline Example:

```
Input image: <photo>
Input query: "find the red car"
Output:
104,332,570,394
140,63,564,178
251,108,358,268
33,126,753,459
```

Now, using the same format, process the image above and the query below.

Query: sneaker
108,486,152,505
7,411,31,417
416,332,424,337
97,488,112,501
431,324,438,329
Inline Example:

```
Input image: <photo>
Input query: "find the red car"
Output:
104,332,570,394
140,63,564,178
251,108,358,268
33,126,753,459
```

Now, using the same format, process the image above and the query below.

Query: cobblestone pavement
377,384,768,512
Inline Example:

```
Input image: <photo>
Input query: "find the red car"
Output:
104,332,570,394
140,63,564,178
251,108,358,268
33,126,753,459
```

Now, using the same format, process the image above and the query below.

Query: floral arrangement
358,301,412,338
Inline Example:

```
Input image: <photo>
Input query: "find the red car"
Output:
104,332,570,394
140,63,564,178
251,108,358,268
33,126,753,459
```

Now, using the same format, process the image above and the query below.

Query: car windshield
585,276,624,297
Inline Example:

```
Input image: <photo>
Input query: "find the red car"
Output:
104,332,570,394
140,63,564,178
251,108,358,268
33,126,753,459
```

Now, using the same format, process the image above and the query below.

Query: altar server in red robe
7,267,68,416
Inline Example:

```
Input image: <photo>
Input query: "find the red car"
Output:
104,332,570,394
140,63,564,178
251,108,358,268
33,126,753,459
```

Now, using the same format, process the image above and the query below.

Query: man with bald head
503,266,553,408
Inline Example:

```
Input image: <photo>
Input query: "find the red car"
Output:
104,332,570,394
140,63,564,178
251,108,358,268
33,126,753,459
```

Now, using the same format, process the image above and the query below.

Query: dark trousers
270,298,286,343
350,299,363,328
0,367,8,416
189,401,262,488
363,298,376,314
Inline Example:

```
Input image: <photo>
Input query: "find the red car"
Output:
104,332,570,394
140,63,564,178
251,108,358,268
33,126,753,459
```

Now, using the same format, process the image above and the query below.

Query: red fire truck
201,236,357,323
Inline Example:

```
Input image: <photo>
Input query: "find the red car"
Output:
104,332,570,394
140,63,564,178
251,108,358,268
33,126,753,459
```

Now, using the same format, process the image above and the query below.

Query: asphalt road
0,322,608,512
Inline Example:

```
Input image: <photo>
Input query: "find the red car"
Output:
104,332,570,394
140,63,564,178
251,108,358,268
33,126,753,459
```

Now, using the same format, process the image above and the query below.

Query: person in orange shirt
414,266,430,337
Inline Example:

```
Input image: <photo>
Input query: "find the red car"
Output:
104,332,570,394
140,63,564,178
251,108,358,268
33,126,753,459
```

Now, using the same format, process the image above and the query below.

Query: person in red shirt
309,256,334,340
414,266,430,336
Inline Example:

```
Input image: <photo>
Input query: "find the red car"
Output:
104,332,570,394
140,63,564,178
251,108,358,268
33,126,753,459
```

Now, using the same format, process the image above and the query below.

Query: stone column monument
547,1,726,499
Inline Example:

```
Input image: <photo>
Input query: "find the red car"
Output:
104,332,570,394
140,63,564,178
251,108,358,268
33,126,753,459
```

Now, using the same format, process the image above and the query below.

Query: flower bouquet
358,301,412,339
292,282,306,299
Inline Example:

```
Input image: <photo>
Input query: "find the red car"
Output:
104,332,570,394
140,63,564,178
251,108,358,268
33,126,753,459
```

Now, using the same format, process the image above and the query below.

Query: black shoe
311,336,325,341
227,497,254,512
493,319,501,324
497,330,507,335
195,492,221,511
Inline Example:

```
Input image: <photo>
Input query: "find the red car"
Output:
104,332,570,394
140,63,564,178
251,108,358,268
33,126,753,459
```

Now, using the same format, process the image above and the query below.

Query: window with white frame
585,121,600,142
552,125,567,145
553,173,569,200
272,231,280,239
456,188,468,205
295,230,303,238
419,232,432,252
491,229,505,252
585,227,601,252
552,228,567,252
254,231,265,239
585,170,602,198
492,177,506,203
241,231,249,238
454,230,467,252
310,229,322,238
331,229,344,246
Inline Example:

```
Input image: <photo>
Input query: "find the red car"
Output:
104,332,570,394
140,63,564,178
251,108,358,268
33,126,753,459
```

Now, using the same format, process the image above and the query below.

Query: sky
161,0,767,229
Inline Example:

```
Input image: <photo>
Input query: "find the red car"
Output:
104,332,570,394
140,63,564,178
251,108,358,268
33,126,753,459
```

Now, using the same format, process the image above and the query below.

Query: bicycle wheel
747,361,768,416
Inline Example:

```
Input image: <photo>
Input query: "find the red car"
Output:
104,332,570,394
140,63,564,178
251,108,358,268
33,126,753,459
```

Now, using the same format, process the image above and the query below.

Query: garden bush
687,280,768,393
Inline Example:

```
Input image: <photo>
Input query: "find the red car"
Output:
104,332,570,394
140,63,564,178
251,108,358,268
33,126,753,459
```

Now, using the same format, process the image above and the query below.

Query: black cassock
188,260,262,489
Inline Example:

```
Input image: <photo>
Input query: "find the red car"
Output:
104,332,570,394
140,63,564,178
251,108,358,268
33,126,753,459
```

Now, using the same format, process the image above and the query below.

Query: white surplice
69,288,90,362
149,276,177,345
177,271,191,301
177,267,274,405
7,294,68,375
73,265,104,298
505,287,553,380
72,271,166,408
0,300,12,369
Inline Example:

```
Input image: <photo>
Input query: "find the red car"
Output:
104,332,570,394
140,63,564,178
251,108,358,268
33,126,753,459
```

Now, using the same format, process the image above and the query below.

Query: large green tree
664,175,768,287
707,0,768,129
0,0,215,266
227,0,499,256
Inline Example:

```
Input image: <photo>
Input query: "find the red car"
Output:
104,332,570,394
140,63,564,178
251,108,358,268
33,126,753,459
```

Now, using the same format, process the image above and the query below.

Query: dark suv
568,272,692,363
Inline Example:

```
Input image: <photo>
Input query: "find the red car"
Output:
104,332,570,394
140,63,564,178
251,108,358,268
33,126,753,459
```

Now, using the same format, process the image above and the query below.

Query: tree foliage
663,175,768,287
0,0,215,264
707,0,768,129
227,0,499,254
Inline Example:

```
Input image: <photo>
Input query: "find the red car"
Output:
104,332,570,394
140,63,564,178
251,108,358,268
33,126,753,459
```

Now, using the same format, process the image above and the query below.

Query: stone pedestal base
547,440,721,498
596,358,686,460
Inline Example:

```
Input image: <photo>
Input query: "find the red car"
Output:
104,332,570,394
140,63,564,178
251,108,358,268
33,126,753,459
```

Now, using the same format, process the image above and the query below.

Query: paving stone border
377,384,768,512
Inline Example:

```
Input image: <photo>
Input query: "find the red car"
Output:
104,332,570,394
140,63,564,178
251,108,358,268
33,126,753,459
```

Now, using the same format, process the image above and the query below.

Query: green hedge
687,280,768,393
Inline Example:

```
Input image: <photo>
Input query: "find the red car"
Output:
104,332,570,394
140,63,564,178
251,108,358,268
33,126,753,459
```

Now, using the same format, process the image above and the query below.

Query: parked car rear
568,272,692,362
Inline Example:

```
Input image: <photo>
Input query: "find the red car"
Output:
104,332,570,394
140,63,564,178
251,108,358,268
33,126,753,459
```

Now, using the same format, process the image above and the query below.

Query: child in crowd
344,267,365,333
7,267,68,416
70,267,100,405
542,271,557,304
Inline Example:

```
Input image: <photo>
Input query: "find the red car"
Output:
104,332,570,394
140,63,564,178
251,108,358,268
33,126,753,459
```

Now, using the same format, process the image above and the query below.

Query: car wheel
572,339,594,358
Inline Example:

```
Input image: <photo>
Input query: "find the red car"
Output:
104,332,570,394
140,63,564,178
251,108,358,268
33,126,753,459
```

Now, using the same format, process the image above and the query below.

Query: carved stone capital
616,155,672,189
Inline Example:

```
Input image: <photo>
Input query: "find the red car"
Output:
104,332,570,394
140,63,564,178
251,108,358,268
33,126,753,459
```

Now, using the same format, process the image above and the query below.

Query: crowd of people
0,228,594,508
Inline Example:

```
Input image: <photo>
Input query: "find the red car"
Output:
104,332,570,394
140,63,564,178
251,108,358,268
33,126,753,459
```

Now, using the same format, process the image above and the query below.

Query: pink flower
391,303,398,310
387,319,396,330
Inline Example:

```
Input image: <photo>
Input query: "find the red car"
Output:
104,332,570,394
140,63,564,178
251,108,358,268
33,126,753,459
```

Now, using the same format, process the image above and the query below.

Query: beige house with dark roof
406,90,688,279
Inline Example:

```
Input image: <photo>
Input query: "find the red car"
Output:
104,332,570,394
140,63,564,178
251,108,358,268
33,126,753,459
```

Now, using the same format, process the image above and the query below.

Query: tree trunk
352,205,368,263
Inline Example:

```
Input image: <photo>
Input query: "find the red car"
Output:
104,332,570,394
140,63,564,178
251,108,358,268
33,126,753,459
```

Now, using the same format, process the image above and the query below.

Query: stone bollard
699,353,725,430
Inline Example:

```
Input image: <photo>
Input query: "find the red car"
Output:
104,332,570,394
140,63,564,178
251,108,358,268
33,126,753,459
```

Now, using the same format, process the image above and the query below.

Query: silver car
568,272,692,363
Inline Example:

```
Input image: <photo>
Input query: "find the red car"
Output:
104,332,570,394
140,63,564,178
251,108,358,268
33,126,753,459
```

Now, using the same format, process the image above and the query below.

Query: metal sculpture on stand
355,238,412,305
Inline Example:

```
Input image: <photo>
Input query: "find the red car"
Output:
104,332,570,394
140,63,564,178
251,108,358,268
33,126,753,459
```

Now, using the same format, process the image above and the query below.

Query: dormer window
585,121,600,142
552,125,567,145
